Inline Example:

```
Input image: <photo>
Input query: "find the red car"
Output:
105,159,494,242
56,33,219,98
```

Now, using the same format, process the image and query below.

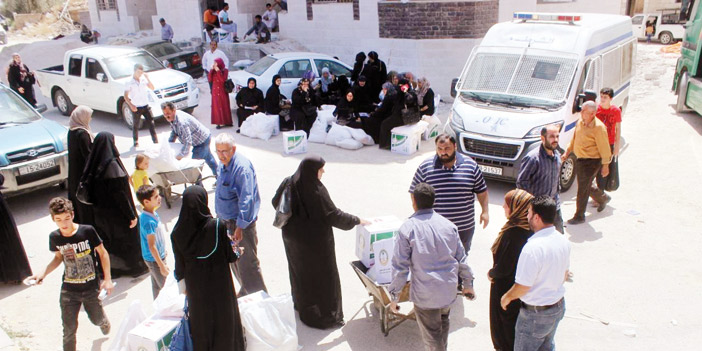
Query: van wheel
121,101,143,130
54,89,74,116
676,72,690,113
560,153,577,192
659,31,674,45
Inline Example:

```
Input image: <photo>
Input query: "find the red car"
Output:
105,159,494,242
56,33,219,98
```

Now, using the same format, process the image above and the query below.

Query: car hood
453,101,564,139
228,70,260,87
0,118,67,166
116,68,190,90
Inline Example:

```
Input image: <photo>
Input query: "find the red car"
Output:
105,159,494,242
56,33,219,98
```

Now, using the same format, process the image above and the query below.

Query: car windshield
103,52,164,79
141,42,182,57
0,87,41,125
245,56,276,75
458,50,578,108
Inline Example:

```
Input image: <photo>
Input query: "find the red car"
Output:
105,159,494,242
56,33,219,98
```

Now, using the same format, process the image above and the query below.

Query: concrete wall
88,0,138,37
643,0,681,13
279,0,483,98
151,0,204,41
498,0,628,22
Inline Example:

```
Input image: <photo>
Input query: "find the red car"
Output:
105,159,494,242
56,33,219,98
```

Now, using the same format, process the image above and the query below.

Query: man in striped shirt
162,102,218,177
409,134,490,258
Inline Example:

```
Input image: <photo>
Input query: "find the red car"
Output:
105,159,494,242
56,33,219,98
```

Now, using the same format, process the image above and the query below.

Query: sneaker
567,216,586,225
100,320,111,335
133,141,139,147
597,195,611,212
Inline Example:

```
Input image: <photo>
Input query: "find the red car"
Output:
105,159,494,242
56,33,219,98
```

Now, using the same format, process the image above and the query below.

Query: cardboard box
128,316,180,351
356,216,403,267
371,238,395,284
391,122,427,155
282,131,308,155
422,123,440,141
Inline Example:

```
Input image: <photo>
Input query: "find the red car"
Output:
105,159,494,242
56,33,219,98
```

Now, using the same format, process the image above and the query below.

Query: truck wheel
121,101,143,130
54,89,74,116
676,72,690,113
183,107,195,114
560,153,577,192
659,31,674,45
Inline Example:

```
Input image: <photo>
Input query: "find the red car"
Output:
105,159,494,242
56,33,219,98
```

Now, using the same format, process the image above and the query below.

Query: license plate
479,164,503,176
173,100,188,109
177,61,187,69
18,159,56,175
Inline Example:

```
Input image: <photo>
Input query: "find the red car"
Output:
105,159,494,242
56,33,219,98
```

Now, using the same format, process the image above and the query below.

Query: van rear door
631,15,646,39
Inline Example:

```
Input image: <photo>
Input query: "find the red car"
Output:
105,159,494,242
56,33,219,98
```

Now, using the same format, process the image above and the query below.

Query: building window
97,0,117,10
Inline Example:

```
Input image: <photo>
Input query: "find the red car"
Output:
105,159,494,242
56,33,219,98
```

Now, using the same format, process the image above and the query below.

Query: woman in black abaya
235,77,264,130
80,132,147,277
67,106,94,225
172,186,245,350
0,174,32,284
272,156,366,329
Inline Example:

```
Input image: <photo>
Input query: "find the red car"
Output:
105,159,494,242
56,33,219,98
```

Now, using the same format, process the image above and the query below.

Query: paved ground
0,41,700,350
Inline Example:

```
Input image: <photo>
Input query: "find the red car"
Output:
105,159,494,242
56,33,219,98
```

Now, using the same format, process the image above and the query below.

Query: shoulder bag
169,298,194,351
273,177,293,229
224,78,235,94
76,181,93,205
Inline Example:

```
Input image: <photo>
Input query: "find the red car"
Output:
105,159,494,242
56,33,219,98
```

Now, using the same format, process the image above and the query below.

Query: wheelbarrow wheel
380,305,389,336
158,186,172,209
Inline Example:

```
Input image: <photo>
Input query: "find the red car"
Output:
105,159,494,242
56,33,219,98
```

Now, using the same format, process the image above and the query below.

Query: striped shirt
409,153,488,231
516,145,561,208
168,110,211,158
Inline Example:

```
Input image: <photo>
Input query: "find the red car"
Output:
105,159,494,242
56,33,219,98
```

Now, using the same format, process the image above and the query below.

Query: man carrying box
389,183,474,351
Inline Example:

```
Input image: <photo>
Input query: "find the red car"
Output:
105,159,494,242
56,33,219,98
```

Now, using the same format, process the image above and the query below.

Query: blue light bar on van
513,12,581,23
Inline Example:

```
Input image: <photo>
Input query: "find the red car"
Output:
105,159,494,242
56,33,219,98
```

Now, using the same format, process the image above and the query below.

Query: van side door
631,15,645,39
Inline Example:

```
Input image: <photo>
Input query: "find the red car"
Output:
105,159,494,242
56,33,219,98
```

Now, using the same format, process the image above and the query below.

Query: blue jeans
192,136,218,177
515,298,565,351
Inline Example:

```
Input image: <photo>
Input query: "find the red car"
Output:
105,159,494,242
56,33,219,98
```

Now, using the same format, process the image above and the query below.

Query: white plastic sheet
144,141,179,174
239,293,299,351
108,300,147,351
152,274,185,319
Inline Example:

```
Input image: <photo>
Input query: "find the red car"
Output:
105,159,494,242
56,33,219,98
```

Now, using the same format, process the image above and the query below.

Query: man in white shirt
218,3,239,42
201,41,229,90
262,3,277,31
501,195,570,351
124,64,158,147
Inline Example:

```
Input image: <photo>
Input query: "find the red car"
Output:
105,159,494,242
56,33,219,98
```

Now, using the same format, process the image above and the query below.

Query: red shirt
596,105,621,145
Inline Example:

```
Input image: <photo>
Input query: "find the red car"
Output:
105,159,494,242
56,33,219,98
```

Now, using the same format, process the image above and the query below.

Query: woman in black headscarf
361,51,387,103
351,52,365,82
235,77,264,131
0,174,33,284
272,156,366,329
7,53,37,107
378,81,419,149
334,89,362,129
80,132,146,277
352,75,373,113
290,77,318,136
364,81,397,143
67,106,95,225
172,186,245,351
265,74,293,131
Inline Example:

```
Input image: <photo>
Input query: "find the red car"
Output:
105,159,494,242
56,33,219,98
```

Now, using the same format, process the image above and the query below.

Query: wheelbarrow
150,160,205,208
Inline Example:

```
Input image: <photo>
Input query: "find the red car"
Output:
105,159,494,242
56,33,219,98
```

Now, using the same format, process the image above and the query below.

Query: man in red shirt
593,87,621,211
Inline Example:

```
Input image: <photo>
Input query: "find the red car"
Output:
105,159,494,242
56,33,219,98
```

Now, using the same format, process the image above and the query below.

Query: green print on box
287,135,304,149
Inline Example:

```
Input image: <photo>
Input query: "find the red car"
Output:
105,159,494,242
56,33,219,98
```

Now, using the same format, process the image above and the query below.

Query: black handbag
605,156,619,192
302,105,317,118
76,182,93,205
272,177,293,229
401,108,421,125
224,79,235,94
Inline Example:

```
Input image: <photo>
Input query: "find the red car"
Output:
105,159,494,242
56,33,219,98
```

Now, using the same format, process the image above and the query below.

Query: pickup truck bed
39,65,63,74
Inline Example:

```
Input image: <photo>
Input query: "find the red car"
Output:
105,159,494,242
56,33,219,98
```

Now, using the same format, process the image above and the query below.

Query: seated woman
290,78,319,136
316,68,339,105
334,90,363,129
352,76,374,114
235,77,265,131
265,75,293,131
379,82,419,149
417,77,435,116
363,82,397,144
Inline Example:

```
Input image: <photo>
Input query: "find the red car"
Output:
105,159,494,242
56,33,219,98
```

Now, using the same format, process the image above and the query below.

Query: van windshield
104,52,164,79
0,87,41,126
457,51,578,109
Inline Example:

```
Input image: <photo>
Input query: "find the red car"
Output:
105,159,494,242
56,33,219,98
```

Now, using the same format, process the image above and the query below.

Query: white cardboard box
128,316,180,351
356,216,403,268
422,123,440,141
391,121,428,155
371,238,395,284
282,131,308,155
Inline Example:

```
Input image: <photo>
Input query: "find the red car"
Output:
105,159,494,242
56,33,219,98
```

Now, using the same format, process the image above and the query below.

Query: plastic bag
108,300,147,351
240,113,277,141
145,142,180,174
336,138,363,150
239,293,299,351
347,126,374,146
325,124,353,145
309,117,330,143
153,274,186,318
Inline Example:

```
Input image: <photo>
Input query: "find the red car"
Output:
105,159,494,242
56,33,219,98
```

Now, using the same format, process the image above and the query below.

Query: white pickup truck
35,46,200,129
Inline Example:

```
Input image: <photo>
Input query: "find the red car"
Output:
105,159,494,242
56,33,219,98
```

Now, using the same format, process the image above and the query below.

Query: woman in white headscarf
67,106,95,225
7,53,36,107
417,77,435,116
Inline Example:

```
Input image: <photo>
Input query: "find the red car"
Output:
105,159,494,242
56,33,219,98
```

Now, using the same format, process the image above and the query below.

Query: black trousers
132,106,158,143
574,158,607,219
60,288,108,351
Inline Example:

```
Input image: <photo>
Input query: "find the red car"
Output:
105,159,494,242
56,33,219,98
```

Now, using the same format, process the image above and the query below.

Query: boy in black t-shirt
27,198,114,351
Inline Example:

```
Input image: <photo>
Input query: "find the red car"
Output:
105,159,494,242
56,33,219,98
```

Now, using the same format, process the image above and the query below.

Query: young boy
593,87,622,211
27,197,113,351
136,185,169,299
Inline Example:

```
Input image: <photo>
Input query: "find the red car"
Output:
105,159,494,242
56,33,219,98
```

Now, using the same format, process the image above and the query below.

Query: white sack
108,300,147,351
325,124,353,145
144,142,179,174
240,293,299,351
152,274,185,318
347,126,375,146
336,139,363,150
308,117,330,143
240,113,277,140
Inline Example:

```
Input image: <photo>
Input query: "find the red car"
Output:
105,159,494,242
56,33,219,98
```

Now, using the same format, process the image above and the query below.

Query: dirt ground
0,39,700,351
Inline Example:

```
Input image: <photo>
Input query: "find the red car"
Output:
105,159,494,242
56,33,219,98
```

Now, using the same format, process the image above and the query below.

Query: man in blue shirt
214,133,267,296
390,183,474,351
159,18,173,42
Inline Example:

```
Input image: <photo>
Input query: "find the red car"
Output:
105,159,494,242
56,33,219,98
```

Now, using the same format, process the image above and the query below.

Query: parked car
0,83,67,197
131,37,203,78
228,52,353,100
631,10,685,44
35,46,200,130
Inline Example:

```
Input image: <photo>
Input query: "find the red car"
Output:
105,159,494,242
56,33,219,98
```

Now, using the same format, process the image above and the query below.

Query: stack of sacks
324,124,374,150
308,105,337,143
240,113,280,140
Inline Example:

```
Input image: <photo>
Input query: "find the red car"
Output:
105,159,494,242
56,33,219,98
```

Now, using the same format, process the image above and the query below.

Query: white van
446,13,635,190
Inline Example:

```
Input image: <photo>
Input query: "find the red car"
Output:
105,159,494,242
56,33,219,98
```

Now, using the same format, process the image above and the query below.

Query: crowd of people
203,2,276,43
